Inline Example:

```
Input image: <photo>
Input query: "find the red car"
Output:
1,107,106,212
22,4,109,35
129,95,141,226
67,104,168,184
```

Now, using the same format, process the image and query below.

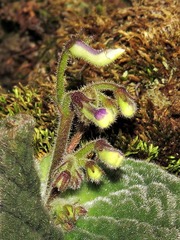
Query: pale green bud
115,87,137,118
85,161,103,183
98,149,124,169
95,139,124,169
118,99,136,118
69,40,125,67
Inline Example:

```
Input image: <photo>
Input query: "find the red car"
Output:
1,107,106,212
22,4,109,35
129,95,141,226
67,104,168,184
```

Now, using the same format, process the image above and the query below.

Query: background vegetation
0,0,179,174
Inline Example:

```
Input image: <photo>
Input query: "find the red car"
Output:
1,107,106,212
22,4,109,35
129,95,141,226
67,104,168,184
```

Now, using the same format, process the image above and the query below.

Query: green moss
0,84,57,157
125,136,159,162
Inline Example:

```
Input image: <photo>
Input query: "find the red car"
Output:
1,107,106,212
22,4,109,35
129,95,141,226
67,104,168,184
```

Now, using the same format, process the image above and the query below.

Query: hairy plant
1,36,179,240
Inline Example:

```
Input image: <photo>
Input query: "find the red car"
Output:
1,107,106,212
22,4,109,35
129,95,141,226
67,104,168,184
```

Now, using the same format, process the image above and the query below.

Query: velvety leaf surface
65,159,180,240
0,114,63,240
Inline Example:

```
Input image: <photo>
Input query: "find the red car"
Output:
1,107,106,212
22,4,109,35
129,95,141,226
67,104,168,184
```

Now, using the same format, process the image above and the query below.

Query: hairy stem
85,82,121,92
45,111,74,203
56,49,69,104
74,140,97,159
51,63,73,176
67,131,83,154
51,114,74,174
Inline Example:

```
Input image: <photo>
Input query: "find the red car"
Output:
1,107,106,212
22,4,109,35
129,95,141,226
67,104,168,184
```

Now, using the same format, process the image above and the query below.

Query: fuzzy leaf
0,114,63,240
65,159,180,240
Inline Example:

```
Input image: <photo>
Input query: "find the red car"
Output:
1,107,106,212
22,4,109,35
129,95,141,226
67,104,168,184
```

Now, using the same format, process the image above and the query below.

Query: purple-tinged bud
52,170,71,192
69,40,125,67
85,160,103,183
75,206,87,217
115,87,137,118
94,108,107,120
71,92,116,128
71,91,91,109
95,139,124,169
53,154,84,191
82,106,116,129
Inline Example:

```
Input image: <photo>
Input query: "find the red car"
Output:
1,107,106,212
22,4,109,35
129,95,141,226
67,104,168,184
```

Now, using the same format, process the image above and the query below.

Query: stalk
46,50,72,199
50,113,74,175
56,49,69,104
74,140,97,159
85,82,121,92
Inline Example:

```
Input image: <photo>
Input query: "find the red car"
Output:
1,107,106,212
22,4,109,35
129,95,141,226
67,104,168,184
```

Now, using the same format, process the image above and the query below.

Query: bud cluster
51,200,87,231
52,139,125,192
52,154,84,192
71,91,116,129
70,84,136,129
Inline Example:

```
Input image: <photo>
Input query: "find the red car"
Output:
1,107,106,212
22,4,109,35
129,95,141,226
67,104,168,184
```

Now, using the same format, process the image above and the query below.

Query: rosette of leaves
64,158,180,240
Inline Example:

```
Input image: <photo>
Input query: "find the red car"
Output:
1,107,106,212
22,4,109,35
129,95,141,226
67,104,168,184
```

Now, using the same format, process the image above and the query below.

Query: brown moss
0,0,179,173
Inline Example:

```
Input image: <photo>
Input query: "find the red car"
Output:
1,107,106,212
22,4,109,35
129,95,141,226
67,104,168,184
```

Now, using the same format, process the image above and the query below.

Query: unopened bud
75,206,87,217
71,91,91,109
69,40,125,67
52,170,71,192
115,87,137,118
85,160,103,183
95,139,124,169
82,106,116,129
98,149,124,169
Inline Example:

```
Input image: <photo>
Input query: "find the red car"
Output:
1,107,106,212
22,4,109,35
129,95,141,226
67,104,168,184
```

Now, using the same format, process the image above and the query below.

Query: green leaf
0,114,63,240
65,159,180,240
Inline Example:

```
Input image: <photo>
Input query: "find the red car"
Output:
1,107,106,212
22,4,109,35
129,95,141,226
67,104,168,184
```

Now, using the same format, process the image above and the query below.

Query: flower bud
50,197,87,231
85,160,103,183
95,139,124,169
71,91,91,109
63,204,74,219
98,149,124,169
69,40,125,67
115,87,137,118
75,206,87,217
70,169,84,190
71,91,116,128
93,108,116,128
52,154,84,191
52,170,71,192
82,106,116,129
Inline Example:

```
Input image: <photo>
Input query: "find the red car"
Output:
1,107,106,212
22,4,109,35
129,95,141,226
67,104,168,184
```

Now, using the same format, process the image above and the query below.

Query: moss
0,0,179,174
0,83,57,158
